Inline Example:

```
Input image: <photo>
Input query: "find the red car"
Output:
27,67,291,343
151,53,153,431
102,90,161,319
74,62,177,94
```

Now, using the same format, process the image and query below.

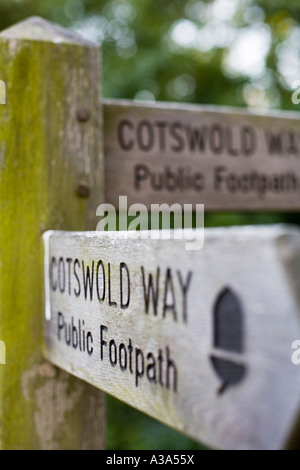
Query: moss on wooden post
0,17,104,449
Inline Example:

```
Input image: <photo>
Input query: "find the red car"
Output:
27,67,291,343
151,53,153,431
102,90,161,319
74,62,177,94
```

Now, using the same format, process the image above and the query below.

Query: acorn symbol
210,287,246,395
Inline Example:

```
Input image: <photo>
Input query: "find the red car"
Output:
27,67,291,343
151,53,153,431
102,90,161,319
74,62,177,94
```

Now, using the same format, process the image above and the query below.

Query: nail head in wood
77,108,90,122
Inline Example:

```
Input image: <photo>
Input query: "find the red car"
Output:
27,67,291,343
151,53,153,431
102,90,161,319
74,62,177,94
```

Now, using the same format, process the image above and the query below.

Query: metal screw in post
76,107,90,122
77,182,91,198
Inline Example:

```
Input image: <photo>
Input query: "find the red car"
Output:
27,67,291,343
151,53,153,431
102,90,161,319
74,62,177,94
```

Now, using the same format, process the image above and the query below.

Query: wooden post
0,17,104,449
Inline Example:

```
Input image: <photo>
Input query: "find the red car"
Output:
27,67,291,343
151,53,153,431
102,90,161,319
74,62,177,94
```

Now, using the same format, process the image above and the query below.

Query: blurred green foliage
1,0,300,450
1,0,300,109
107,395,207,450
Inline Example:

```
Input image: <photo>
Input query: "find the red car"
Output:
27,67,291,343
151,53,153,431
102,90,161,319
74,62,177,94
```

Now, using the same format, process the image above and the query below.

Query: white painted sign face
43,227,300,450
104,100,300,211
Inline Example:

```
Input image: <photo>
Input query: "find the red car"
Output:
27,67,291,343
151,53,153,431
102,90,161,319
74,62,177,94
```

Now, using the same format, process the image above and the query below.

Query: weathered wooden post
0,17,104,449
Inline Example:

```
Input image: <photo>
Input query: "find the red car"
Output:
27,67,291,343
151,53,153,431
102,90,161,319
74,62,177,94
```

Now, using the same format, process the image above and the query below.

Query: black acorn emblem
210,287,246,395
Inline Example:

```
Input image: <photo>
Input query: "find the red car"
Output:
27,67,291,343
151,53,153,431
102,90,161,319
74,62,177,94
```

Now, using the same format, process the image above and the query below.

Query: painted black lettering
287,133,298,155
170,122,184,152
135,348,145,387
96,260,105,301
87,332,93,356
120,262,130,309
177,270,193,323
119,343,127,371
66,258,72,295
146,352,156,383
134,164,149,190
242,126,256,156
118,119,134,150
158,349,164,387
163,268,177,321
226,128,239,157
155,121,167,151
109,339,117,366
141,266,160,316
100,324,108,360
166,347,177,392
57,312,64,340
73,259,81,297
210,124,223,154
186,125,206,152
137,120,154,151
266,132,283,155
82,261,94,301
58,257,66,293
128,338,133,374
108,263,117,307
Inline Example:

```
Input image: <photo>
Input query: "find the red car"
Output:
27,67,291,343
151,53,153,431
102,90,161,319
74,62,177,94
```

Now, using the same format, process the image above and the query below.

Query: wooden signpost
1,15,300,450
104,99,300,211
43,227,300,450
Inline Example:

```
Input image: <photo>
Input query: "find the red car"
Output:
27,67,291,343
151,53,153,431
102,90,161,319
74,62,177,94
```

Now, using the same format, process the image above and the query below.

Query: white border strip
43,230,54,320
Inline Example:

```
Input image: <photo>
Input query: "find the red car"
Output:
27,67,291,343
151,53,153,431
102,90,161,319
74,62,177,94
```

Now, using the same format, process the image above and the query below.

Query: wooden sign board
104,100,300,211
43,226,300,450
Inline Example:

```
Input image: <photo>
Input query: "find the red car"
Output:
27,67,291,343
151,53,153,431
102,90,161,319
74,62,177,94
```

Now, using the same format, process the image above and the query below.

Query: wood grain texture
104,99,300,211
0,17,104,449
44,225,300,450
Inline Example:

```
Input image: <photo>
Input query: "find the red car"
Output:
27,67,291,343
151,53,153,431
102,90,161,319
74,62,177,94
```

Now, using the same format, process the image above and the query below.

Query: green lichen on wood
0,18,104,449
